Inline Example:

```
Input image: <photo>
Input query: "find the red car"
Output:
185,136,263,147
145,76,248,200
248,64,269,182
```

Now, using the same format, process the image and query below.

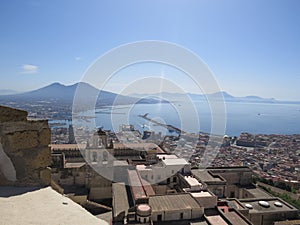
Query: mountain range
130,91,278,103
0,82,164,119
0,82,161,105
0,82,298,110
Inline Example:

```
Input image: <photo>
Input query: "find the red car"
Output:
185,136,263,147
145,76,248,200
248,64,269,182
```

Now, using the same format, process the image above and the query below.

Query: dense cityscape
1,1,300,225
1,86,299,225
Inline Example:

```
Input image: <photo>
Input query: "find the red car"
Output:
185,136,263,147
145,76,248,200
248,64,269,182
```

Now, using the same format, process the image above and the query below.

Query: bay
91,101,300,136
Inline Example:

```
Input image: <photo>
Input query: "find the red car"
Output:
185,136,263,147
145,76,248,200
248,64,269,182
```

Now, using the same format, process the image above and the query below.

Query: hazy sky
0,0,299,100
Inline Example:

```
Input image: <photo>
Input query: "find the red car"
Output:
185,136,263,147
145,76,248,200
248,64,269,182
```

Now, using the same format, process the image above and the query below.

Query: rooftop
191,191,212,198
128,169,147,200
112,182,129,219
0,186,107,225
114,143,164,153
192,170,224,183
243,186,273,199
157,154,178,159
274,220,300,225
207,166,252,173
205,215,228,225
161,158,189,166
238,198,298,213
50,143,86,150
223,211,251,225
149,194,201,212
65,162,86,169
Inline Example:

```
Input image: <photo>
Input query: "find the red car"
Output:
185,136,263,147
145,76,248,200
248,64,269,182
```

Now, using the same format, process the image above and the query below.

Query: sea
51,100,300,137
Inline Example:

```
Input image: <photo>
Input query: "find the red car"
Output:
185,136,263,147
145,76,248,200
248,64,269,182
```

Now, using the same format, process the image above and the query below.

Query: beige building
192,169,227,198
148,194,203,222
230,198,298,225
192,167,256,199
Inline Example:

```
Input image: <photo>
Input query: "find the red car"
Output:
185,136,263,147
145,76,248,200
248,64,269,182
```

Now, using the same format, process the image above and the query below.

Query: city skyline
0,0,300,100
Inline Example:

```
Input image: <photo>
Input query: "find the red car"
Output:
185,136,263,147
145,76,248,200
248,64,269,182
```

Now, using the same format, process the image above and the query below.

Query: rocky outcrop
0,105,51,186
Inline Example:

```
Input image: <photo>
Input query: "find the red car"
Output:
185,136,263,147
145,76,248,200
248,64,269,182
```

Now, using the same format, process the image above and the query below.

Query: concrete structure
191,191,217,209
113,142,164,157
274,220,300,225
112,182,129,222
208,167,252,198
0,186,108,225
136,204,152,223
229,198,299,225
148,194,203,222
128,169,149,205
205,206,253,225
192,169,226,198
192,167,254,199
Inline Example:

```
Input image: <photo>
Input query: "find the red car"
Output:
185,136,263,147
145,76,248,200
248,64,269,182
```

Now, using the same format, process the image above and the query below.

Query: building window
157,214,162,221
103,151,108,161
92,152,97,162
180,212,183,219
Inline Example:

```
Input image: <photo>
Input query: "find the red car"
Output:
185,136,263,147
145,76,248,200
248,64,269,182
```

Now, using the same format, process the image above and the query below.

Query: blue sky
0,0,299,100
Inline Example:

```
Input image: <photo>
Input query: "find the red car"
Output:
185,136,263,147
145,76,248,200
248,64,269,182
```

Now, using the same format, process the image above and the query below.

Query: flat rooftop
238,198,298,213
207,166,251,173
157,154,178,159
50,144,86,150
0,186,107,225
243,186,272,199
191,191,213,198
65,162,86,168
149,194,201,212
185,176,202,187
223,211,252,225
190,221,209,225
206,215,228,225
192,170,224,183
114,143,164,153
274,220,300,225
161,158,189,166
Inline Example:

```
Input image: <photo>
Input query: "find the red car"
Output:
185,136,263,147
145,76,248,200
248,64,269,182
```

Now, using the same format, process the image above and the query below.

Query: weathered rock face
0,105,51,186
0,106,28,123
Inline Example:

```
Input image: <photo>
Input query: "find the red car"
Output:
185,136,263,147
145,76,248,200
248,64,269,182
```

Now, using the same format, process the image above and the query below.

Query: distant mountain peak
48,82,65,87
210,91,234,99
0,82,162,109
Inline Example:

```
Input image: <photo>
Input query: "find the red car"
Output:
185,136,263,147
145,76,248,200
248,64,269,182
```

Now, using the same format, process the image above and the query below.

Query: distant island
131,90,300,104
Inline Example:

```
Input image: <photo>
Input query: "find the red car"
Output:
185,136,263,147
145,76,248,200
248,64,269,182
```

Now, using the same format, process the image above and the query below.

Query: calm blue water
88,101,300,136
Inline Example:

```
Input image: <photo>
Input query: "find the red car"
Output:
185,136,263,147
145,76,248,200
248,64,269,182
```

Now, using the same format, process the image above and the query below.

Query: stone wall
0,105,51,186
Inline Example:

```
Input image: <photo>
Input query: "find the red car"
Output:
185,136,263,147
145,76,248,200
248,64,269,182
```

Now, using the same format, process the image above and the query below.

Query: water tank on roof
136,204,152,223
